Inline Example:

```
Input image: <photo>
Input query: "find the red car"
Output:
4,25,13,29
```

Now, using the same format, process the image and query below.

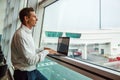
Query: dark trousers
14,69,48,80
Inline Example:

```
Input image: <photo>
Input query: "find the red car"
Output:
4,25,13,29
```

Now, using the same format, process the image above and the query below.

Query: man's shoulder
15,28,22,35
13,28,24,38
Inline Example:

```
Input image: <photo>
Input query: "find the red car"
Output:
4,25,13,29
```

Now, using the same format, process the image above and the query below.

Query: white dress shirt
11,25,48,71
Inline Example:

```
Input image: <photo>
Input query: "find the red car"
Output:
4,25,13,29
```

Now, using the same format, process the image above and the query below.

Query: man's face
27,11,38,27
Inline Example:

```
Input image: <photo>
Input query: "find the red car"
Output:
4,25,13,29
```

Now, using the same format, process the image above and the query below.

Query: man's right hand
44,47,57,54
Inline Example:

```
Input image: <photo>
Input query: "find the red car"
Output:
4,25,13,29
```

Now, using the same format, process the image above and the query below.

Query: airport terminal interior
0,0,120,80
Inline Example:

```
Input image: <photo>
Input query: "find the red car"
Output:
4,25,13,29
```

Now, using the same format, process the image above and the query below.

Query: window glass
43,0,99,32
40,0,120,72
0,0,6,42
101,0,120,29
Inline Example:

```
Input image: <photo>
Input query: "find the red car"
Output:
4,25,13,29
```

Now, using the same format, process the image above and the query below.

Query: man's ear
24,16,29,22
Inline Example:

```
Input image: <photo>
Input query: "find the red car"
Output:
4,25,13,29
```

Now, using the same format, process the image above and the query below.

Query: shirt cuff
36,48,44,53
38,50,49,62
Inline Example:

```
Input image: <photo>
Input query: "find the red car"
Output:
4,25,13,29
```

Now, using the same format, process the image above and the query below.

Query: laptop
48,37,70,56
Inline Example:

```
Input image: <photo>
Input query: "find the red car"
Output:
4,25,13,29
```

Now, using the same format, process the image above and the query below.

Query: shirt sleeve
36,48,44,53
38,50,49,62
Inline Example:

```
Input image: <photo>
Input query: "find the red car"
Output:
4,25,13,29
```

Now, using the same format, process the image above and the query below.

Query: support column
82,44,87,59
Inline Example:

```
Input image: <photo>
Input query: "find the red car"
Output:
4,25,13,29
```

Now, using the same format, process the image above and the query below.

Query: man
11,7,56,80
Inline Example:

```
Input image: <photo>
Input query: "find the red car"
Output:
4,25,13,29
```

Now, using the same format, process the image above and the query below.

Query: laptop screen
57,37,70,55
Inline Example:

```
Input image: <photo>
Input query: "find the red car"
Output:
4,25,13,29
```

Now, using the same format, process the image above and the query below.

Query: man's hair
19,7,34,23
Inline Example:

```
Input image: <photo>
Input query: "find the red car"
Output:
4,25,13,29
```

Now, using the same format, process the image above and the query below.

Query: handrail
47,55,120,80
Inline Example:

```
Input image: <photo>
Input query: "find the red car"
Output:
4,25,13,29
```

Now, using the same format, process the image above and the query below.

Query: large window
0,0,6,42
43,0,99,31
40,0,120,72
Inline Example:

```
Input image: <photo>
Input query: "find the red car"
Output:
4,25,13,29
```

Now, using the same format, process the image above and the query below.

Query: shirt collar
21,25,32,34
